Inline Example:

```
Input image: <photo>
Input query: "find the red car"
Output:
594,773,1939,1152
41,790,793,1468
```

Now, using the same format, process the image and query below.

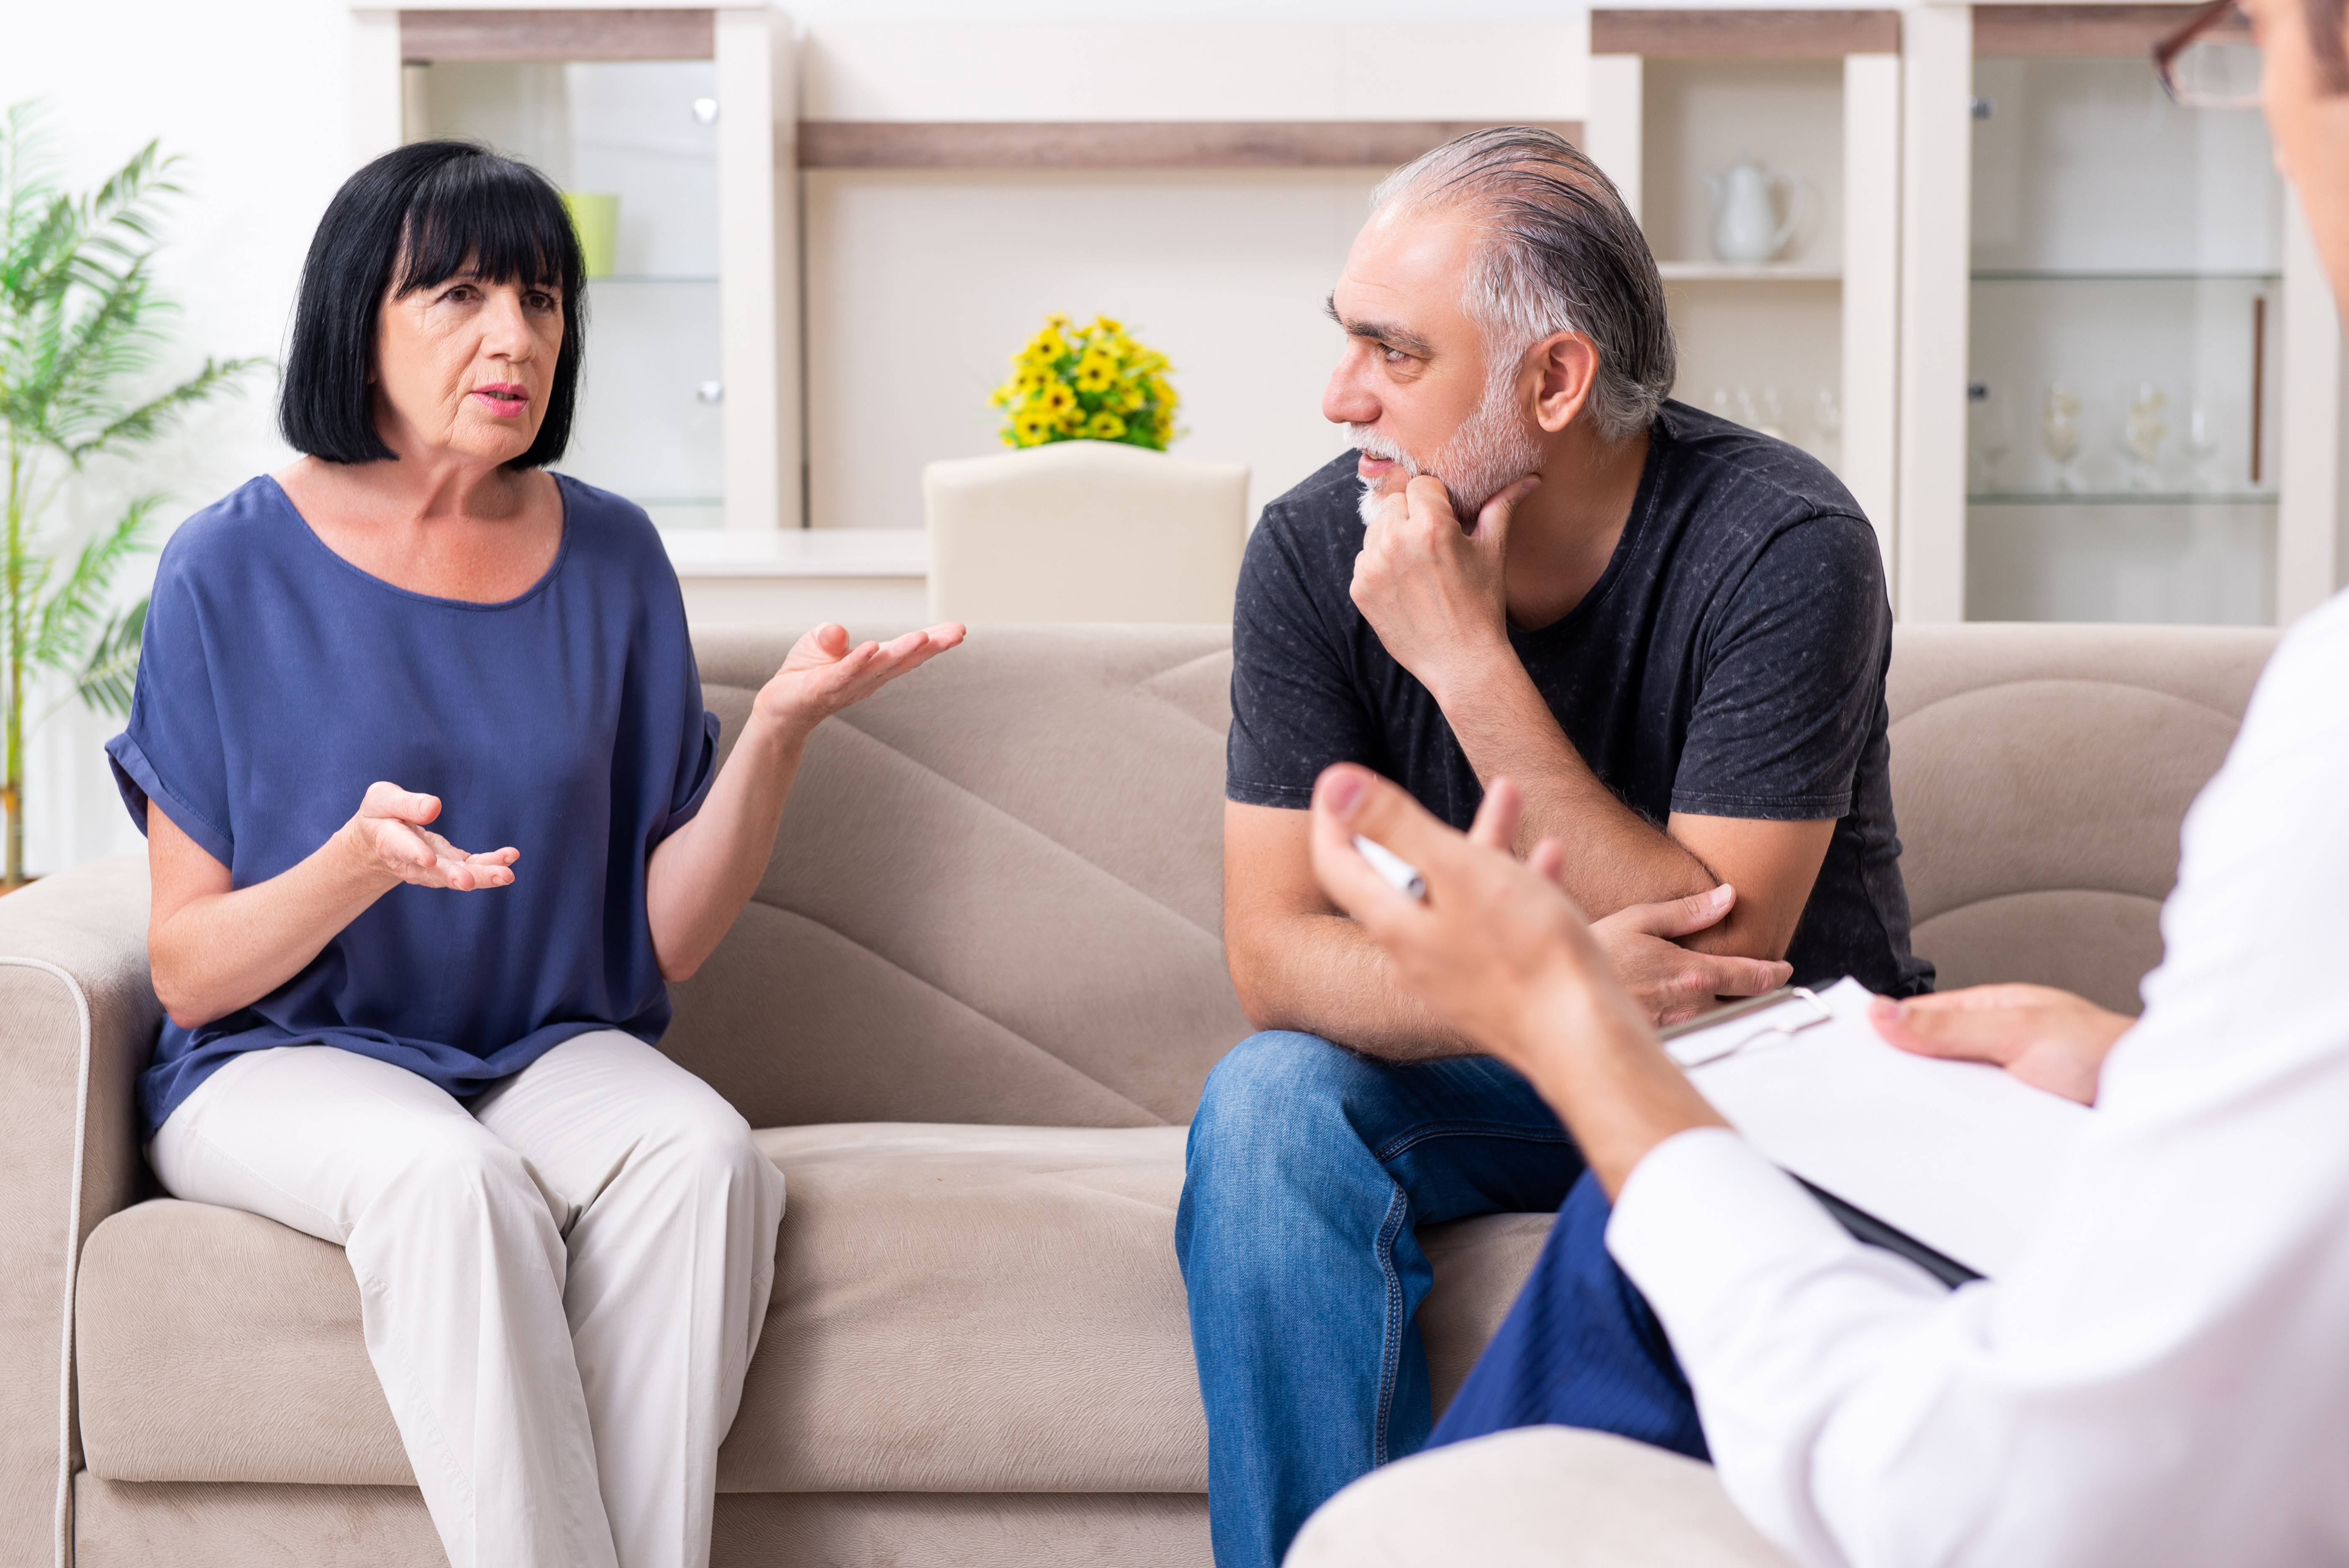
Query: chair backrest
1886,621,2276,1015
923,440,1249,624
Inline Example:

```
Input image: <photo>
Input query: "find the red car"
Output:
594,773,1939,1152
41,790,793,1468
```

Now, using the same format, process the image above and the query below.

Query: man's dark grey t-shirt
1227,399,1933,997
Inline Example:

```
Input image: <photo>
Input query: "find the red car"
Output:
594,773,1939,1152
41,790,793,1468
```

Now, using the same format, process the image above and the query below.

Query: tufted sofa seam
726,901,1174,1127
1131,650,1235,741
780,693,1229,953
1889,676,2251,731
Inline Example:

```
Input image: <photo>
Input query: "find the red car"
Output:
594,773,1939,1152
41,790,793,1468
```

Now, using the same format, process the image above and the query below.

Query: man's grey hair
1370,126,1675,444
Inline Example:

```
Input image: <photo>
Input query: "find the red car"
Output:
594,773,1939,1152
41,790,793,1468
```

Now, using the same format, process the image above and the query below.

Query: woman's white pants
148,1031,787,1568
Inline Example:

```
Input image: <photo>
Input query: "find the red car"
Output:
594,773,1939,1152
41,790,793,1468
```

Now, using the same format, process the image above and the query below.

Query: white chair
922,439,1249,624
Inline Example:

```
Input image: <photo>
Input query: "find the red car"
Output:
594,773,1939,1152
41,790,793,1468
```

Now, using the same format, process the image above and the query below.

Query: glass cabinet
1965,47,2285,622
410,60,726,530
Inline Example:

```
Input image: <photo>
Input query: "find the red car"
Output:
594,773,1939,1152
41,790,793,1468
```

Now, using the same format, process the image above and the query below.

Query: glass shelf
1658,261,1841,282
1969,491,2278,506
1972,269,2281,283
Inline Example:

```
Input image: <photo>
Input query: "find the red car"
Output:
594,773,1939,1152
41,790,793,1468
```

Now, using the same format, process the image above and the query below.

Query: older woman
103,140,961,1568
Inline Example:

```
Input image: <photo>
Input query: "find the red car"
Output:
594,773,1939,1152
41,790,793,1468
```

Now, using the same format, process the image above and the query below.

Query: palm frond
72,596,145,718
27,494,157,672
64,354,259,463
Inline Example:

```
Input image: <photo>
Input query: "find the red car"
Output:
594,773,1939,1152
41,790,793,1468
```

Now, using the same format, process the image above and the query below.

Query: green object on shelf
561,192,619,279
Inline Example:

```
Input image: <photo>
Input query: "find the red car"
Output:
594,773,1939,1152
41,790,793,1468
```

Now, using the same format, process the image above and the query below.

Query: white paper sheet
1666,978,2093,1280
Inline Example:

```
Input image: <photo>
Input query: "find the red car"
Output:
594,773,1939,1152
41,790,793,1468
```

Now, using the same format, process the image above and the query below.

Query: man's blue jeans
1174,1029,1582,1568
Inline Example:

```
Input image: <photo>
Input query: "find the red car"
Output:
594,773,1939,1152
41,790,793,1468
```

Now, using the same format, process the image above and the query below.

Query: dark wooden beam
399,9,714,63
1592,9,1902,57
1972,4,2223,56
797,120,1585,171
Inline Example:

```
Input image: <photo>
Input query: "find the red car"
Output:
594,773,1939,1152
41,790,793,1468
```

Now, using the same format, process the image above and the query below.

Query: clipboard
1660,979,2094,1284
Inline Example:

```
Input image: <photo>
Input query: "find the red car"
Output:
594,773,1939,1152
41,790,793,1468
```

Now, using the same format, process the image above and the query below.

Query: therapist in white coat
1281,2,2349,1561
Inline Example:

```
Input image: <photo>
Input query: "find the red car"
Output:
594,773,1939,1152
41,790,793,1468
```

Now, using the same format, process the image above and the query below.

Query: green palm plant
1,102,259,887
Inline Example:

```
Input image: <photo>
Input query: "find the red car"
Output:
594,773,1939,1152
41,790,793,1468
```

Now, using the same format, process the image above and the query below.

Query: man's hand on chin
1349,472,1538,702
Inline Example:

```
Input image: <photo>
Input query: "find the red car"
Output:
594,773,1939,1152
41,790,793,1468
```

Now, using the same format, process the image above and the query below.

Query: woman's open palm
348,781,519,891
754,621,966,731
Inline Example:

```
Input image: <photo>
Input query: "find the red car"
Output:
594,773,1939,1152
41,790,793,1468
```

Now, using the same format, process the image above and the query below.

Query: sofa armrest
0,855,156,1568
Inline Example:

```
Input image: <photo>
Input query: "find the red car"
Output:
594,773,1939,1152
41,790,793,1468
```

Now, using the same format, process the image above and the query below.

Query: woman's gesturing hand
341,781,519,891
754,622,968,736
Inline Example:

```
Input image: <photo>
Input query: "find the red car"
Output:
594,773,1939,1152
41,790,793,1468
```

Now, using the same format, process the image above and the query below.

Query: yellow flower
1073,354,1117,393
1091,314,1123,334
1014,410,1056,445
1016,364,1053,392
1117,382,1147,412
1040,383,1077,417
1027,329,1070,363
1085,410,1127,440
1044,311,1071,329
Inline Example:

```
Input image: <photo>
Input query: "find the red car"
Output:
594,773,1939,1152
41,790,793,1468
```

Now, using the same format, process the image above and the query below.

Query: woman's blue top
105,474,720,1142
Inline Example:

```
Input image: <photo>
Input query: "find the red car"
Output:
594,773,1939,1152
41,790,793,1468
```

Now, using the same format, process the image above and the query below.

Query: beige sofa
0,620,2276,1568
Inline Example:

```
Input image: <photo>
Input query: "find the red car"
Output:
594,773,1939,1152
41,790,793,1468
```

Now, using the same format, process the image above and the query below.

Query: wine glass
2183,396,2223,493
2118,382,2167,493
1813,387,1843,464
2041,383,2082,494
1970,381,2011,494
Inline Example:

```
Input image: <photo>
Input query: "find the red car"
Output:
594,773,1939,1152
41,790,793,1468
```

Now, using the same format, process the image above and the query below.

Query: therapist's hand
1868,984,2131,1106
339,781,518,892
753,621,966,739
1309,762,1725,1195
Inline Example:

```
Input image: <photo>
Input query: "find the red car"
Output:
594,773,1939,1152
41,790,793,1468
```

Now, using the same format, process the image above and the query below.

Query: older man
1177,128,1931,1568
1284,0,2349,1561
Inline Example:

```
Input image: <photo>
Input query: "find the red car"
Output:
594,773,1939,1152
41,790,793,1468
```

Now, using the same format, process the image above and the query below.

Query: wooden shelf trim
399,8,714,64
1591,9,1900,58
1972,4,2226,57
797,120,1586,171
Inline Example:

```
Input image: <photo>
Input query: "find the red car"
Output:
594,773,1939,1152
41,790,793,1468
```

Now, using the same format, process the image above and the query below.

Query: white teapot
1706,158,1806,264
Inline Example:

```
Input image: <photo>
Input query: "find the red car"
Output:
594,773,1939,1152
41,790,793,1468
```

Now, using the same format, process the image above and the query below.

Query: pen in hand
1353,835,1427,901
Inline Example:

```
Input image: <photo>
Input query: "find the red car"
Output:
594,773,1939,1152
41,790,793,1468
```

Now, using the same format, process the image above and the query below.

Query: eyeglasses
2154,0,2264,109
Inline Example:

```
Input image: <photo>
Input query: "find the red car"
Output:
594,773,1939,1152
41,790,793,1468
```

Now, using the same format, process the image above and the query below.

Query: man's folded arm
1226,799,1795,1054
1430,659,1839,961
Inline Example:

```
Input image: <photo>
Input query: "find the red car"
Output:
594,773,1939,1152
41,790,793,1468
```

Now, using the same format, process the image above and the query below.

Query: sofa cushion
75,1128,1549,1491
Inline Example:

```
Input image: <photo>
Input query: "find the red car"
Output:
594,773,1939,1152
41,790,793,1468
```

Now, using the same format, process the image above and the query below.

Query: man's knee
1191,1030,1379,1167
1180,1031,1399,1275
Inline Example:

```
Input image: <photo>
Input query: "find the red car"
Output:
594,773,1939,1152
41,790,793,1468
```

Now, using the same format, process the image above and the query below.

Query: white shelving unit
1585,9,1903,576
349,2,800,535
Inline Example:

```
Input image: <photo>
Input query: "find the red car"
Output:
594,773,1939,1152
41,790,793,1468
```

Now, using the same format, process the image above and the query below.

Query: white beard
1351,371,1544,529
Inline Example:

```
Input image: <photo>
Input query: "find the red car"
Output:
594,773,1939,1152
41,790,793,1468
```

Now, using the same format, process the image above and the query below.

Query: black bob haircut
280,140,586,469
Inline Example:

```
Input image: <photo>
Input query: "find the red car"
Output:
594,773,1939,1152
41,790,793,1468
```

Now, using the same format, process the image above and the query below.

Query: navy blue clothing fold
107,474,719,1141
1428,1170,1707,1461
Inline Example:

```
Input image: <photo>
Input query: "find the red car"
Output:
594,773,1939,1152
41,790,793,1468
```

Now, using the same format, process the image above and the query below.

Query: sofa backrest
669,625,1248,1131
670,620,2276,1129
1887,622,2275,1014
